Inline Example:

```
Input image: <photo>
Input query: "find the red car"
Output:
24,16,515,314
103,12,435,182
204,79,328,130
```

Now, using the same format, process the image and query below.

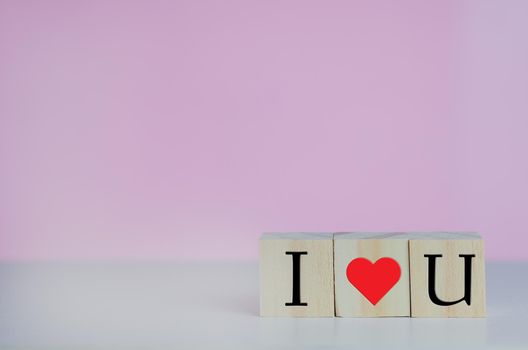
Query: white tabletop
0,261,525,349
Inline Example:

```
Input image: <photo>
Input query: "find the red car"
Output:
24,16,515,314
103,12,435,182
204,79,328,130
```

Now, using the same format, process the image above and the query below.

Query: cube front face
409,238,486,317
334,233,410,317
259,233,334,317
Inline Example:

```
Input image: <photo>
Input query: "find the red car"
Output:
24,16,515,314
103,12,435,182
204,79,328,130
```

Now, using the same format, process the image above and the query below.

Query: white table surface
0,261,526,349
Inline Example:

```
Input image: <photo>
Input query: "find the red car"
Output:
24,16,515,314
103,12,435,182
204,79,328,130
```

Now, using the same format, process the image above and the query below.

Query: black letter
285,251,308,306
425,254,475,306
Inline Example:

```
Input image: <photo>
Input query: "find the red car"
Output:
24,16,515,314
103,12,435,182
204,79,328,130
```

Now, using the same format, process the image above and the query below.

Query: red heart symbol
346,257,401,305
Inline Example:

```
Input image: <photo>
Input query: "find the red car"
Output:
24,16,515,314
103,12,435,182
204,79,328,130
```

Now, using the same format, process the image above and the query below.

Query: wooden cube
334,232,412,317
259,233,334,317
409,232,486,317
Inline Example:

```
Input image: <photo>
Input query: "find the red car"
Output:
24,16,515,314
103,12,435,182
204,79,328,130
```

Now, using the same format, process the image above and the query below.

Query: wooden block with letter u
409,232,486,317
259,233,334,317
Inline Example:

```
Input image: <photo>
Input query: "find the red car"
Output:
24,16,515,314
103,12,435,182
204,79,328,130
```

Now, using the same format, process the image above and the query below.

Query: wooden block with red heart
334,232,413,317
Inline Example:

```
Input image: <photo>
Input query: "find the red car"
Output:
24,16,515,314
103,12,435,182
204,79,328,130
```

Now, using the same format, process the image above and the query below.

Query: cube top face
407,232,481,240
334,233,411,317
410,238,486,317
334,232,481,240
259,233,334,317
260,232,334,240
335,232,417,240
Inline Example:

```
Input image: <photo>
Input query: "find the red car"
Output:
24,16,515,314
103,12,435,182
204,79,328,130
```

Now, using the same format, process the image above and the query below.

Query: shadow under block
334,232,412,317
259,233,334,317
409,232,486,317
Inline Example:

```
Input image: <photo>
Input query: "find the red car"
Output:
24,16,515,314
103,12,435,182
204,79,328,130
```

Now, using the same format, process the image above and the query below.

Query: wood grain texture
334,232,412,317
409,233,486,317
259,233,334,317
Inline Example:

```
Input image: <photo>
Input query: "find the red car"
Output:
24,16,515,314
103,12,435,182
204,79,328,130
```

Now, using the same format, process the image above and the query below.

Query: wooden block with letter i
409,232,486,317
334,232,412,317
259,233,334,317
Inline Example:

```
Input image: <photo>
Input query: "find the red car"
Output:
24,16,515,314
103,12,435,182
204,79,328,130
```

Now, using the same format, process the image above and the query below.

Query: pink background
1,0,527,261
